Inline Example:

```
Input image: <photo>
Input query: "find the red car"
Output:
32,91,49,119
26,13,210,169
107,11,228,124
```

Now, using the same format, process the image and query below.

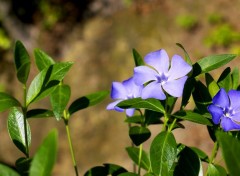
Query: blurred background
0,0,240,175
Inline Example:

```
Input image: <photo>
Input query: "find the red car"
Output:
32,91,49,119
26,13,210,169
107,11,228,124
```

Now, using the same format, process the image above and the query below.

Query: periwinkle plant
0,41,240,176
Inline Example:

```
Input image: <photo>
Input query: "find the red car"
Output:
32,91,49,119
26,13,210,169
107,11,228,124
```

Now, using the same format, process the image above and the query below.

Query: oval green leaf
7,107,31,155
68,91,109,115
34,48,55,71
0,163,20,176
27,109,54,118
117,98,165,113
126,146,150,171
14,40,31,84
150,131,177,176
207,164,227,176
50,84,71,120
29,129,58,176
0,92,21,112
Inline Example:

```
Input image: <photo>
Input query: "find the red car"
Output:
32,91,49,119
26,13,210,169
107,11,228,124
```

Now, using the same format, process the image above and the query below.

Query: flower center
223,107,234,118
156,73,168,85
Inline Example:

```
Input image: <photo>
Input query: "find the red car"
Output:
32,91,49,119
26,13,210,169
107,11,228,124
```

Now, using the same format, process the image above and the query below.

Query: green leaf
129,126,151,146
144,110,163,125
216,131,240,176
29,129,58,176
26,62,73,105
15,157,32,175
126,146,150,171
174,147,202,176
27,109,54,118
0,163,20,176
84,163,127,176
7,107,31,155
176,43,192,65
181,78,195,108
150,131,177,176
125,116,143,124
117,98,165,113
132,48,144,66
14,40,31,84
50,84,71,120
192,81,212,113
34,49,55,71
118,173,139,176
217,67,232,91
190,147,209,162
207,164,227,176
205,73,219,98
192,54,236,76
0,92,21,112
68,91,109,115
172,110,212,126
231,67,239,90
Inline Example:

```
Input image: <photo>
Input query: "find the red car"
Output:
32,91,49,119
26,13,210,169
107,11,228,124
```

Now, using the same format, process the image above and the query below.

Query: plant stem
23,84,29,158
209,141,219,164
168,118,177,132
128,122,137,173
138,144,143,175
65,120,79,176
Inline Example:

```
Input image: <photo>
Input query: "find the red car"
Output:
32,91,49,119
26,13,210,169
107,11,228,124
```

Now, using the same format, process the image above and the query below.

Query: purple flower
133,49,192,100
106,77,143,117
208,88,240,131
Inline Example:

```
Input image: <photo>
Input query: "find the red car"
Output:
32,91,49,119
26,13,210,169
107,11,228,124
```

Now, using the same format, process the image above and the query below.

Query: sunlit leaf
68,91,109,115
34,49,55,71
7,107,31,155
14,40,31,84
117,98,165,113
29,129,58,176
216,131,240,176
126,146,150,171
172,110,212,126
231,67,239,90
150,131,177,176
0,163,20,176
205,73,219,98
206,164,227,176
50,84,71,120
0,92,21,112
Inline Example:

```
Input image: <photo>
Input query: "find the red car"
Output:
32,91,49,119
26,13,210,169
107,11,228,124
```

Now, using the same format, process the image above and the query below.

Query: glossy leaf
217,67,232,91
34,48,55,71
14,40,31,84
232,67,239,90
29,129,58,176
0,92,21,112
84,163,127,176
50,84,71,120
207,164,227,176
173,110,212,126
174,147,202,176
216,131,240,176
129,126,151,146
26,62,73,105
192,81,212,113
117,98,165,113
132,48,144,66
7,107,31,155
126,146,150,171
0,163,20,176
150,131,177,176
205,73,219,98
192,54,236,76
27,109,54,118
68,91,109,115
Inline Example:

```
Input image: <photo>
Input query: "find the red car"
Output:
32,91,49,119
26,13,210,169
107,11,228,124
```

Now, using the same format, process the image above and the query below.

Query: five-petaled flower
133,49,192,100
208,88,240,131
106,77,143,117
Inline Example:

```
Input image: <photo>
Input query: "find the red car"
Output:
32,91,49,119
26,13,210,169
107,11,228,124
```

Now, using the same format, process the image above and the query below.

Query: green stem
23,84,29,158
128,122,137,173
138,144,143,175
209,141,219,164
64,118,79,176
168,118,177,132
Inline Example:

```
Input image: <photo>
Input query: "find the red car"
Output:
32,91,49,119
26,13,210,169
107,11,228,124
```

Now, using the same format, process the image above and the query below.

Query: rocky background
0,0,240,175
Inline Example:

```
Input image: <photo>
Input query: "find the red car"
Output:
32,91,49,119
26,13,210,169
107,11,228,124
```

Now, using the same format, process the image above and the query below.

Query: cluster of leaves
0,41,108,176
86,44,240,175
